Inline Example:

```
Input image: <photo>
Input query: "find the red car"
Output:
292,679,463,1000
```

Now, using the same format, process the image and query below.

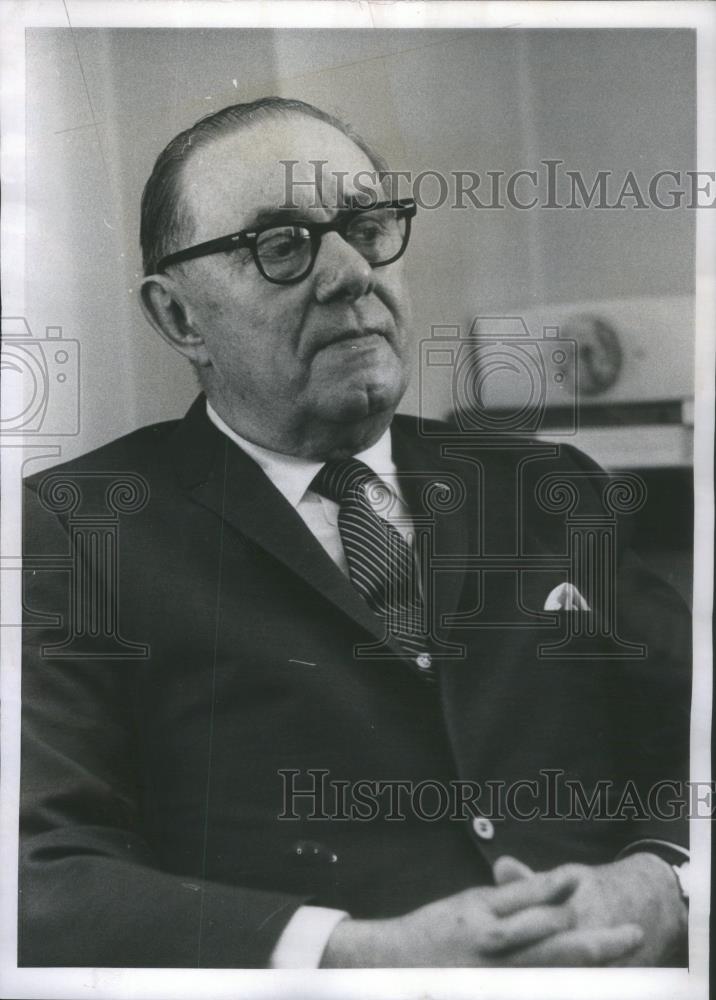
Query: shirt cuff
268,905,349,968
615,839,690,866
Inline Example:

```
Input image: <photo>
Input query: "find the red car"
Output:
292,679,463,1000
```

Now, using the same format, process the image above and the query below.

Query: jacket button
472,816,495,840
415,652,432,671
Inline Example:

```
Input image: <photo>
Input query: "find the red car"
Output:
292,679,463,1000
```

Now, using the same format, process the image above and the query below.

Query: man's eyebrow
244,195,384,231
243,206,306,230
245,204,348,230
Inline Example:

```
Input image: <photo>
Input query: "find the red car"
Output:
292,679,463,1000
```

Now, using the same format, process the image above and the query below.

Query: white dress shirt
207,402,415,571
206,402,413,967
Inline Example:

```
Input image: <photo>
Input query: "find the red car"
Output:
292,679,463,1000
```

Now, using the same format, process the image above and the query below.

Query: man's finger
510,923,644,967
480,902,577,954
493,855,534,886
490,866,581,917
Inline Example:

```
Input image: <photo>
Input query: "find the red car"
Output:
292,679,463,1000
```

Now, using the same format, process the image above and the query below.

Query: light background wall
24,28,695,465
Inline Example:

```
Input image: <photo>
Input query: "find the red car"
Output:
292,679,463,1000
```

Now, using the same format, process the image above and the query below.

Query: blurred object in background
452,295,694,604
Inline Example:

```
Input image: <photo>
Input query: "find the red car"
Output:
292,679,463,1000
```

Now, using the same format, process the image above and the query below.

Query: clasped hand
322,852,686,967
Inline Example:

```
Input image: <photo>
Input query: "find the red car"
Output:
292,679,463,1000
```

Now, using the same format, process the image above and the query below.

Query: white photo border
1,2,712,998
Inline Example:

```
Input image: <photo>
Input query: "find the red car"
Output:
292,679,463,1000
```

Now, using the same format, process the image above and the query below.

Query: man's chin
315,377,406,425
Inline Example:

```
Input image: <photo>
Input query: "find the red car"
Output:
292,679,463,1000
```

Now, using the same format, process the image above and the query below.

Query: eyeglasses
156,198,417,285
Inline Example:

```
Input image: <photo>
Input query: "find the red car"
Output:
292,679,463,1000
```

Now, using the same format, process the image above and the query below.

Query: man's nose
312,232,374,303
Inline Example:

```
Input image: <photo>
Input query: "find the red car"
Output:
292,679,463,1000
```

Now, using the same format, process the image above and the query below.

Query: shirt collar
206,400,399,510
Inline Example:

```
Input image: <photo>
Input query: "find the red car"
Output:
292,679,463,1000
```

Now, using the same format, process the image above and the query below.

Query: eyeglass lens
255,205,408,281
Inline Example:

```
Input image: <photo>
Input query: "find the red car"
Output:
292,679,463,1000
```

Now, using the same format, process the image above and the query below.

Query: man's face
174,115,413,457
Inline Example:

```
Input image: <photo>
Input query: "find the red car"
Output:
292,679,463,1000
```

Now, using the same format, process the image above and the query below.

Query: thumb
493,855,534,885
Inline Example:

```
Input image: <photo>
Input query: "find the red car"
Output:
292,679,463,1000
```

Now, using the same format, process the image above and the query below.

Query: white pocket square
543,582,591,611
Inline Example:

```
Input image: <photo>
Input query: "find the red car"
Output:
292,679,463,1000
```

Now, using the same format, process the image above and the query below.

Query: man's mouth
320,328,387,350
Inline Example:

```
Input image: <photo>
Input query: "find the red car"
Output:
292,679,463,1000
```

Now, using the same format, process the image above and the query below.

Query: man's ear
139,274,211,369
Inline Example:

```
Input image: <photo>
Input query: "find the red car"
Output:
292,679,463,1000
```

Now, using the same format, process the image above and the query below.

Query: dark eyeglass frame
155,198,417,285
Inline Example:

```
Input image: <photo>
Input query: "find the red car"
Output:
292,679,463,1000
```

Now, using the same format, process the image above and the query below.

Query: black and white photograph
0,2,713,999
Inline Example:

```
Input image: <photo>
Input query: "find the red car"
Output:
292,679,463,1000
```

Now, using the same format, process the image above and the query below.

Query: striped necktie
311,458,434,678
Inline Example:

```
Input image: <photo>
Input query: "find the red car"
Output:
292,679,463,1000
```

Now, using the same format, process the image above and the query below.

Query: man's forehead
181,115,380,235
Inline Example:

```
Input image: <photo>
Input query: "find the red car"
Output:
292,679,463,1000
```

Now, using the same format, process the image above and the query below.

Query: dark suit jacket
20,395,691,967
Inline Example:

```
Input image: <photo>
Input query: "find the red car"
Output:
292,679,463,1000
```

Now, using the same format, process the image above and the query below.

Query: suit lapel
168,396,409,655
391,418,473,655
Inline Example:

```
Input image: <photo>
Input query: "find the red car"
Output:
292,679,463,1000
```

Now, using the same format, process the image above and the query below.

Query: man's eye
257,227,310,260
348,212,394,242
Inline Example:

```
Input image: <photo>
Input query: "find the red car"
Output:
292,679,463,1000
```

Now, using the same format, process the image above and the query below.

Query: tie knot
311,458,378,504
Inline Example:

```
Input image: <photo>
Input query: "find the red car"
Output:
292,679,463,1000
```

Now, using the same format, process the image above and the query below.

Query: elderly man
20,97,690,968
